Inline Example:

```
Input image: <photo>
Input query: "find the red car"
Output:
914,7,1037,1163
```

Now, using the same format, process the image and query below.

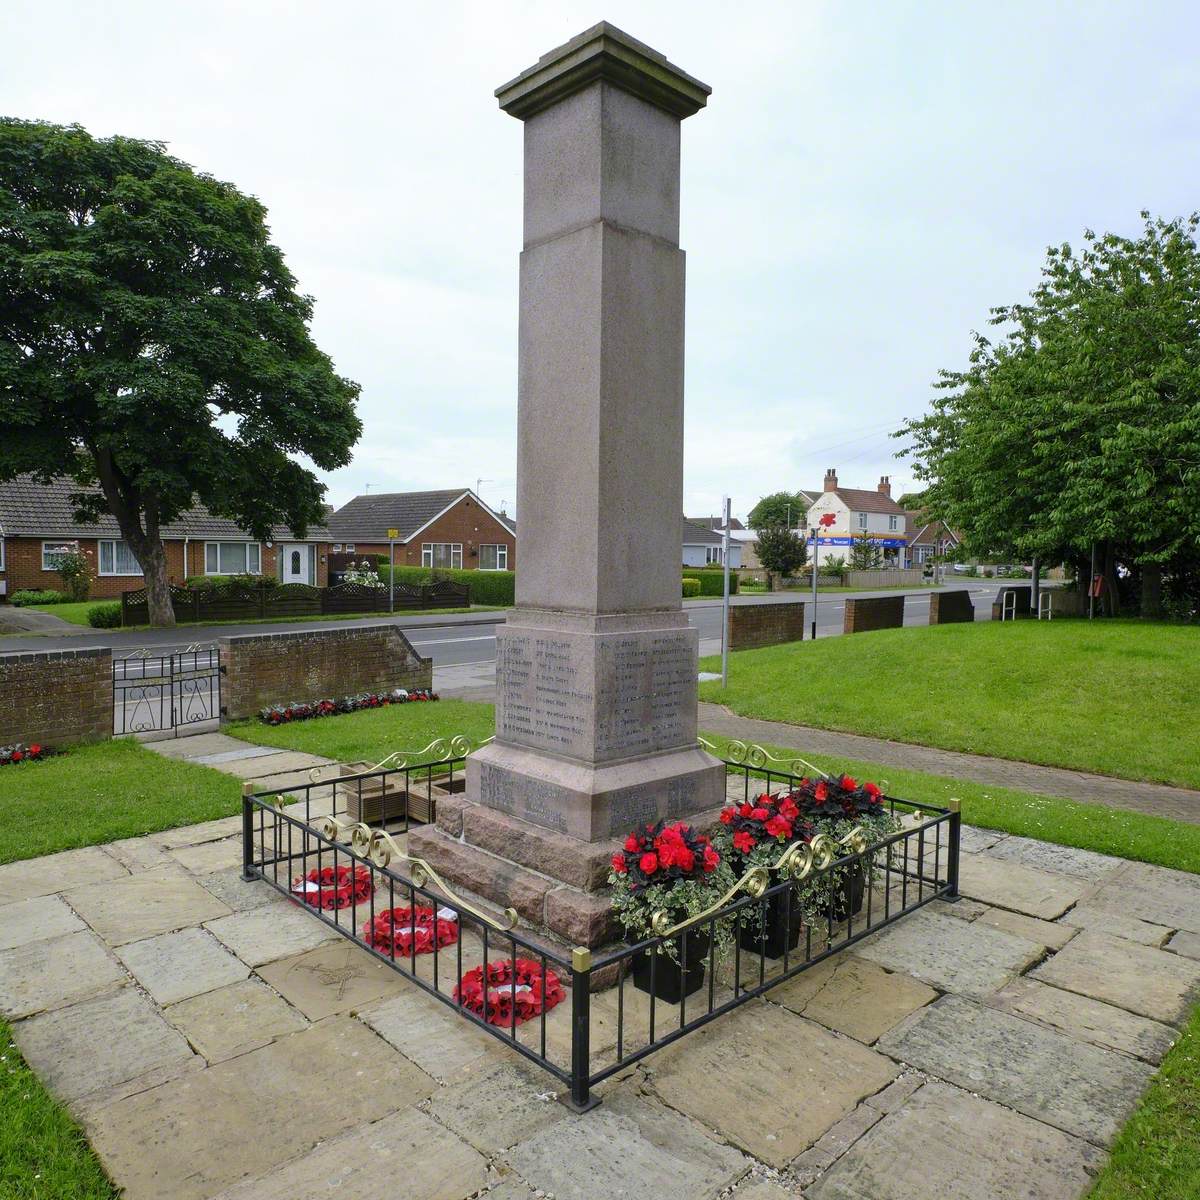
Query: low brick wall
728,601,805,650
929,590,974,624
991,586,1033,620
845,568,925,588
0,647,112,746
219,624,432,719
844,595,905,634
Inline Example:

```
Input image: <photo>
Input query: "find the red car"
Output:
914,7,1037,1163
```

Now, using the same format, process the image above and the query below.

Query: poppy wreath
362,906,459,957
0,742,49,767
259,688,439,725
786,774,886,822
609,819,721,893
290,864,374,910
453,958,565,1027
718,791,815,863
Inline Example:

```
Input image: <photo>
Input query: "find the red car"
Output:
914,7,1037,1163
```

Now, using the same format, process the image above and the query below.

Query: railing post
568,946,600,1112
945,798,961,901
242,781,257,881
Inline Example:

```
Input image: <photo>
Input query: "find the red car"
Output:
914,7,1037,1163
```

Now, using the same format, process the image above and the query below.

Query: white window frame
704,545,724,566
97,539,143,577
204,541,262,575
478,543,508,571
857,513,868,530
42,540,78,571
888,514,899,531
0,538,4,572
422,542,463,569
343,543,355,554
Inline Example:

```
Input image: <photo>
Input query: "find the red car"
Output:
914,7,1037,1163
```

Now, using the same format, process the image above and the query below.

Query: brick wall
844,595,905,634
341,497,516,572
728,601,805,650
0,647,112,746
219,624,433,718
929,590,974,624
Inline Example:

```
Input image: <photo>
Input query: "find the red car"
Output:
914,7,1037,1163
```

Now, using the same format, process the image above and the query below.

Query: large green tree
0,120,361,626
754,524,807,586
899,213,1200,617
748,490,810,530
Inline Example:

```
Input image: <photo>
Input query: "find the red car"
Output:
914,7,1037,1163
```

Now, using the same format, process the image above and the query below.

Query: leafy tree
748,491,810,530
849,536,884,570
899,212,1200,617
755,525,807,585
0,120,361,626
897,490,927,511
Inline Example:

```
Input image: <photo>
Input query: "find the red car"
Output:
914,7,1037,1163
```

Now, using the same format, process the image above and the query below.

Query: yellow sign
386,529,399,540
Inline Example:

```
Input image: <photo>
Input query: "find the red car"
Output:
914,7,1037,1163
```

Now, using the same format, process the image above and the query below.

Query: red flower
738,803,753,818
624,835,640,852
864,781,882,801
675,846,695,873
453,959,564,1027
290,865,373,910
750,807,770,821
814,780,828,801
841,775,857,791
719,807,735,825
363,906,458,957
733,829,756,854
639,852,659,875
10,751,22,762
779,796,799,820
765,815,792,839
702,845,720,872
611,852,627,873
29,743,41,755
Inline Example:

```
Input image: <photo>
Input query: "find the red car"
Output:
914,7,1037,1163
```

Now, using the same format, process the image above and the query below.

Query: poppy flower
719,807,735,825
611,852,627,873
639,852,659,874
624,835,640,852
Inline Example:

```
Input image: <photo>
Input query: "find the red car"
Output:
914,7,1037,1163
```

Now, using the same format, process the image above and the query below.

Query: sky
7,2,1200,522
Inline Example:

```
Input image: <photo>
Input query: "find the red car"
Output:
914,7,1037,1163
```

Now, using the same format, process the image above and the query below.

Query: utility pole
720,497,731,689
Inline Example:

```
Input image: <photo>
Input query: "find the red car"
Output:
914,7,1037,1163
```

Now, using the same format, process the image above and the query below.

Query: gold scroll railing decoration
650,825,867,940
306,733,494,784
315,815,519,934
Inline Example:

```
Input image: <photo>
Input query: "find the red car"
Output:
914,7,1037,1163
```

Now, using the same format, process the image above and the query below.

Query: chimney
878,475,891,497
823,468,838,493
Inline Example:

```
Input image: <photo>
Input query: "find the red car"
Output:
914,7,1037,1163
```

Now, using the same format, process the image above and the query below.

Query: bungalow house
0,475,331,600
805,470,910,565
906,516,961,566
327,489,516,571
682,518,743,568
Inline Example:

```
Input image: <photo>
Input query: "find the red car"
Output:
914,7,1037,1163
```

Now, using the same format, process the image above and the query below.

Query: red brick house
327,489,516,572
0,476,332,600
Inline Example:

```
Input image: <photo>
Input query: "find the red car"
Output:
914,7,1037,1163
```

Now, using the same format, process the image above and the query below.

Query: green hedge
378,565,514,606
87,601,122,628
10,589,69,606
681,569,740,597
682,577,701,598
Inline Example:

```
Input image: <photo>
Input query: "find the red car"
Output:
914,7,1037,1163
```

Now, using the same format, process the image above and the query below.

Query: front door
280,544,311,584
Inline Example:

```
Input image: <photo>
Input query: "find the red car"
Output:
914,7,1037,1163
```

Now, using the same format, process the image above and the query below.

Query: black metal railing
113,647,222,736
242,756,960,1111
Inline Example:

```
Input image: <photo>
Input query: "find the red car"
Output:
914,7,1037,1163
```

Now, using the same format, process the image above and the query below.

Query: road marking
408,634,497,646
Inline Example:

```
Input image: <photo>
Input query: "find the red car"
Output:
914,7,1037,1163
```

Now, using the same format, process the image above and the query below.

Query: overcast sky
8,2,1199,521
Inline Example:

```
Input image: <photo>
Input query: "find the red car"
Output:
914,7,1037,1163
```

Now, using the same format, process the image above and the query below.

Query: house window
204,542,261,575
857,513,868,530
889,515,899,531
344,543,355,554
705,546,724,565
331,543,342,553
478,544,508,570
98,540,143,576
0,538,4,572
42,540,78,571
422,543,462,569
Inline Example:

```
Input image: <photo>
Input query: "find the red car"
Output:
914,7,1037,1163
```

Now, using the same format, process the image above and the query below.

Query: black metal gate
113,646,223,736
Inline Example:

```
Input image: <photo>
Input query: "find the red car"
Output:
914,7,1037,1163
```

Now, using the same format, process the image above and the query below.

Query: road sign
386,528,399,539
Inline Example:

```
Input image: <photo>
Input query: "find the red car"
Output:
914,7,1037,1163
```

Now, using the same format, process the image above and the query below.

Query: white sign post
720,497,731,688
387,528,399,612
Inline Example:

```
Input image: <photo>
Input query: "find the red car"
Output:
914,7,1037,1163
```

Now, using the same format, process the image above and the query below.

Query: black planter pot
631,928,711,1004
739,888,804,959
832,861,867,922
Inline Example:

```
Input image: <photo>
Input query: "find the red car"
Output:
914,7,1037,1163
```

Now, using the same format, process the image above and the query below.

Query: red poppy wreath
362,906,459,957
290,864,373,910
453,958,565,1027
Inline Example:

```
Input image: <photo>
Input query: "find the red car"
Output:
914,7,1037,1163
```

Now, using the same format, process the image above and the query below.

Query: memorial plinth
409,23,724,947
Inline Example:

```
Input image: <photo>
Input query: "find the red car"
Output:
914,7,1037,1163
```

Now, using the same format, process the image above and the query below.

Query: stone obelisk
410,23,723,947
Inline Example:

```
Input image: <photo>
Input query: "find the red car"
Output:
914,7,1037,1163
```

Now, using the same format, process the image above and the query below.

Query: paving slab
979,835,1125,880
972,906,1077,950
205,902,340,966
209,1105,489,1199
83,1016,435,1200
957,853,1090,919
853,908,1042,999
0,929,125,1018
958,826,1010,853
12,986,194,1102
646,1002,897,1166
878,994,1153,1145
165,837,244,876
115,927,249,1005
731,1181,797,1200
0,846,127,905
807,1081,1105,1200
986,977,1178,1064
165,977,308,1063
67,866,231,945
770,955,936,1043
151,814,243,849
257,940,411,1020
1168,930,1200,960
198,867,288,913
101,837,174,873
206,750,329,780
359,986,508,1083
429,1058,571,1155
1085,861,1200,933
928,896,988,921
0,893,84,950
1056,903,1172,947
147,733,252,760
791,1102,883,1185
503,1087,749,1199
1031,930,1200,1026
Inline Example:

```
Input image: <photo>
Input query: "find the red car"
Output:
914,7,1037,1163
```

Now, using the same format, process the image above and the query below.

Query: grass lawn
0,1020,117,1199
700,619,1200,790
0,739,241,864
225,698,495,762
21,601,503,631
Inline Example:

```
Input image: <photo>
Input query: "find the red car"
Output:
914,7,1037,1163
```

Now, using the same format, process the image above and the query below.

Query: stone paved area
698,702,1200,824
2,817,1199,1200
